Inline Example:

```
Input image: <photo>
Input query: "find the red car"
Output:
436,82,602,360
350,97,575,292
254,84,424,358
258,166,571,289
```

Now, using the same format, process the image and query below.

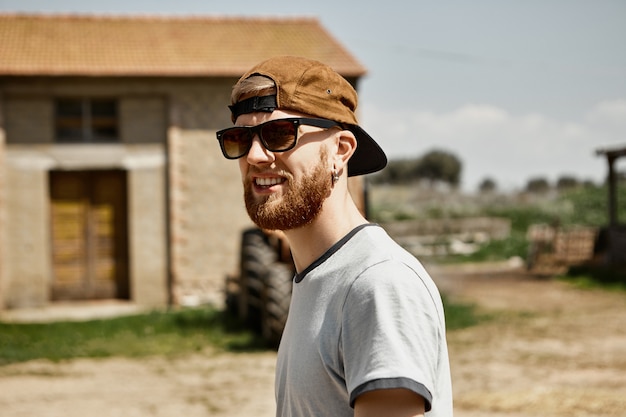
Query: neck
283,187,368,273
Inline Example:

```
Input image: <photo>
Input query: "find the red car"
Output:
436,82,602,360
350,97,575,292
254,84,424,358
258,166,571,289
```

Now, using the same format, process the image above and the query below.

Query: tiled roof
0,13,366,77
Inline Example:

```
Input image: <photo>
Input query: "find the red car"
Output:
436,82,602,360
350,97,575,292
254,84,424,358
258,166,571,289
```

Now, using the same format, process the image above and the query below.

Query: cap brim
346,125,388,176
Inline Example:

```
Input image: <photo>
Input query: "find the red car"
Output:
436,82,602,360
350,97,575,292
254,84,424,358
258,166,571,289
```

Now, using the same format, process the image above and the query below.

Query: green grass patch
0,307,267,366
442,295,491,330
1,300,488,366
560,265,626,291
442,232,529,264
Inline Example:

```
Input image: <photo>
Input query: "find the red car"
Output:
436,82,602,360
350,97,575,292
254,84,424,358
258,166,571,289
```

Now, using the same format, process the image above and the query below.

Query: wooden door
49,170,129,300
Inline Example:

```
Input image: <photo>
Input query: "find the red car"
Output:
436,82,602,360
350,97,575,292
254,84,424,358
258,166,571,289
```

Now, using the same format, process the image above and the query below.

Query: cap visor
347,125,387,176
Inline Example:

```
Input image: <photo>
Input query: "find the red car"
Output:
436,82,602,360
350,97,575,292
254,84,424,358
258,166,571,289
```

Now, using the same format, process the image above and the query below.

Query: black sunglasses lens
261,120,297,151
219,119,299,158
221,127,251,158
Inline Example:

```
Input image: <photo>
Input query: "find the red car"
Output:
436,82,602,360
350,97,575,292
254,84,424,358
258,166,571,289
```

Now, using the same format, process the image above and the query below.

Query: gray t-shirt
275,224,453,417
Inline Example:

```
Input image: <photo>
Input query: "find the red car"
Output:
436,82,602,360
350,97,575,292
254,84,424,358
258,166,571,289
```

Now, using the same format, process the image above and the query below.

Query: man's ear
333,129,357,174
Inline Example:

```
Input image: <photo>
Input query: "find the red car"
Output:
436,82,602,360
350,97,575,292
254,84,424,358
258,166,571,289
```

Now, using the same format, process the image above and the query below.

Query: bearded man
216,56,453,417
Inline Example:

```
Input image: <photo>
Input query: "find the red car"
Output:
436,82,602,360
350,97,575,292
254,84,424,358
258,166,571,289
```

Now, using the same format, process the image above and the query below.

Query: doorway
49,170,129,301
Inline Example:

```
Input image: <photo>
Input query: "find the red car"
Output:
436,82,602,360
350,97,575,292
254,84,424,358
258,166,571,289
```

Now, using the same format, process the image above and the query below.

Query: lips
255,177,285,187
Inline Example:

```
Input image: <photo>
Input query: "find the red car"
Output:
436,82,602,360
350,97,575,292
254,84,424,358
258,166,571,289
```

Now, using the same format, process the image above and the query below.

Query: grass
441,231,529,264
442,295,491,330
371,182,626,266
0,307,267,366
0,299,487,366
560,265,626,291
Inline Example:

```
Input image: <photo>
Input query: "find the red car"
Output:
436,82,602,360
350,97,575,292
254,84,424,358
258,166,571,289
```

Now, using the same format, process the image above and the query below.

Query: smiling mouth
254,177,286,187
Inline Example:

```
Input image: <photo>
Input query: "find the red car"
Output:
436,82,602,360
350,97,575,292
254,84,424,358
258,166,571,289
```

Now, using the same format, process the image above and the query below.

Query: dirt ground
1,262,625,417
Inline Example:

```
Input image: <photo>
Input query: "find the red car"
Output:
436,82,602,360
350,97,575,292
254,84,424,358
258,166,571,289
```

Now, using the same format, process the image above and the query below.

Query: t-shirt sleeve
341,259,443,411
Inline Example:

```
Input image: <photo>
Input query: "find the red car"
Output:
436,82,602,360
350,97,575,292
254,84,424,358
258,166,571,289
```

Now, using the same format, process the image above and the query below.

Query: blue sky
1,0,625,190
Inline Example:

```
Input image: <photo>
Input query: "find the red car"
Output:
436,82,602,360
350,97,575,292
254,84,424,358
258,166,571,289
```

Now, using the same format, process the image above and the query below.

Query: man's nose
246,136,274,164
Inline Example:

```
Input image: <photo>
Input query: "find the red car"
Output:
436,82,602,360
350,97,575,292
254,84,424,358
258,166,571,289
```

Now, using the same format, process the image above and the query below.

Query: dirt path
432,262,626,417
0,349,277,417
1,263,625,416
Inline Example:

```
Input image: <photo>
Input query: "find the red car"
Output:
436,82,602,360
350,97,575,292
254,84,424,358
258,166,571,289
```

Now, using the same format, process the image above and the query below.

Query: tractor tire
239,228,276,333
262,261,294,346
238,227,294,345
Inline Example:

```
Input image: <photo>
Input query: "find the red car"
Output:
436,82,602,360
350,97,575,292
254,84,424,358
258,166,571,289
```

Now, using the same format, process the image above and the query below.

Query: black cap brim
347,125,387,176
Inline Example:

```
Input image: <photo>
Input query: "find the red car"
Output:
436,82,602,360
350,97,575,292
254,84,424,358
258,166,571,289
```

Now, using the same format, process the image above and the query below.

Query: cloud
361,100,626,191
585,99,626,129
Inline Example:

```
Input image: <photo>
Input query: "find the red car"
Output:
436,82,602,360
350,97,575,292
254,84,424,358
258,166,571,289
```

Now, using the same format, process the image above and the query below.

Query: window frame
55,97,119,143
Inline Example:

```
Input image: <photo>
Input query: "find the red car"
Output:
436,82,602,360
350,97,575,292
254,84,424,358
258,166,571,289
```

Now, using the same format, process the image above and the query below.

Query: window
55,98,118,142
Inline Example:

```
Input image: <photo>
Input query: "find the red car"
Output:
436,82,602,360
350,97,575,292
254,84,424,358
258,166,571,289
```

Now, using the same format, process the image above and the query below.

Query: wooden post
607,153,618,228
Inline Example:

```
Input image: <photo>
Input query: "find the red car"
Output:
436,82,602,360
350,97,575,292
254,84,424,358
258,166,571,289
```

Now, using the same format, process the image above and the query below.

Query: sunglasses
216,117,340,159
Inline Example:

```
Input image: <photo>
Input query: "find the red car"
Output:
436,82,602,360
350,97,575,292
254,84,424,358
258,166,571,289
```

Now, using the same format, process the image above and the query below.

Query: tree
525,177,550,193
370,149,463,187
373,158,416,184
581,179,597,188
413,149,462,187
478,177,497,193
556,175,579,191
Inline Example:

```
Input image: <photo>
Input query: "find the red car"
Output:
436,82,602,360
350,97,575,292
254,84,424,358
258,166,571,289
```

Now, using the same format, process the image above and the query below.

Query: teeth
255,177,283,186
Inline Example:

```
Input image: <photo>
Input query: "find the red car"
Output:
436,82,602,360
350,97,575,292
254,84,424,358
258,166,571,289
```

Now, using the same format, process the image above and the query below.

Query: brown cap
230,56,387,177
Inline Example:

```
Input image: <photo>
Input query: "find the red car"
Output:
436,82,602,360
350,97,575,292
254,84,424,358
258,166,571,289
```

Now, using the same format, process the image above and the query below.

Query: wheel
238,227,294,345
262,261,294,346
238,228,275,332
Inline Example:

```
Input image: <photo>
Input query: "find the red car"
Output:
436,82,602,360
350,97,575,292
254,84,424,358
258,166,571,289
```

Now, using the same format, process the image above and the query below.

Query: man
216,56,453,417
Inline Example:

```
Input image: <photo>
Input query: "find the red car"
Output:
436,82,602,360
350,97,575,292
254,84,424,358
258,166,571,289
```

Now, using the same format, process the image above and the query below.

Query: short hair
231,75,277,105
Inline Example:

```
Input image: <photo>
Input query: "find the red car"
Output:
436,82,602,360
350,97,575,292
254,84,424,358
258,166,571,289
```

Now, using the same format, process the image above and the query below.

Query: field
1,261,625,417
438,262,626,416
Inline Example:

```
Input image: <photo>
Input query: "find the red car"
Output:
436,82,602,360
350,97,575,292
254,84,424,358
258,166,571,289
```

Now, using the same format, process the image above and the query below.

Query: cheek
238,159,248,178
284,143,329,172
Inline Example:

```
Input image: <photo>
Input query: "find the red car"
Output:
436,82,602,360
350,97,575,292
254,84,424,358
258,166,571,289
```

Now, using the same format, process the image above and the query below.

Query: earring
332,170,340,184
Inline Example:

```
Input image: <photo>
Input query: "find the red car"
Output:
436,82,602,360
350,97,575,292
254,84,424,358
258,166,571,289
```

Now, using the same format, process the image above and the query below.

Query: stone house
0,14,367,311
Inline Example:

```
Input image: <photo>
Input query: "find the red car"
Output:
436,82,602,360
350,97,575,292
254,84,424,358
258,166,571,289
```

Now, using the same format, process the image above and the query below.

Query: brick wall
0,76,251,309
0,99,4,309
166,82,250,306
